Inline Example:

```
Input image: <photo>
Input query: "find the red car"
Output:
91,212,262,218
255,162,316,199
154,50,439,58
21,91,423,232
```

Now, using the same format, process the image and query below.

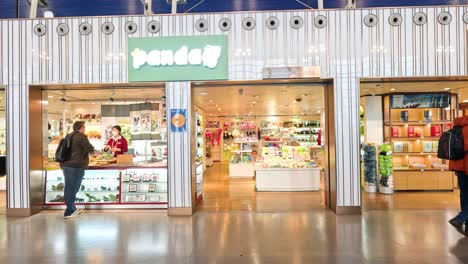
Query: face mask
112,131,119,137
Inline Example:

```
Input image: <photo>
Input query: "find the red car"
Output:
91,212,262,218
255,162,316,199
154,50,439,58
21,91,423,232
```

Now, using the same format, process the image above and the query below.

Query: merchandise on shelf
378,143,393,194
230,154,253,164
363,144,377,188
195,111,204,200
256,146,317,169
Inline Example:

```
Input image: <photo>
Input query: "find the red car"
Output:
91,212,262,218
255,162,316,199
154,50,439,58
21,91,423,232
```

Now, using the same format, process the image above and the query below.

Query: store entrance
31,83,169,211
192,79,335,212
360,77,468,211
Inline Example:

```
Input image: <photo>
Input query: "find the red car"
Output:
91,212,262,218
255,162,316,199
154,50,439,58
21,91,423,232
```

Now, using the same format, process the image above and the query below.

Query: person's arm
103,138,112,151
81,134,95,154
121,137,128,153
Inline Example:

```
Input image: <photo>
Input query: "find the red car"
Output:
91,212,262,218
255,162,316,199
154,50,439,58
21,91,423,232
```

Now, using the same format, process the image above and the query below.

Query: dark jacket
449,116,468,174
61,131,95,169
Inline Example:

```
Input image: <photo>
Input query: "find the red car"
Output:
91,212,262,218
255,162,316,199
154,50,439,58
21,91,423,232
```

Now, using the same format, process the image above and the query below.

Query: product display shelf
383,94,456,191
195,110,204,202
45,166,168,209
229,141,255,178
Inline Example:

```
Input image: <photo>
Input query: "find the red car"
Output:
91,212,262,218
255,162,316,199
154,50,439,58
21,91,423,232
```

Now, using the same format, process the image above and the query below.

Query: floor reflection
0,210,467,263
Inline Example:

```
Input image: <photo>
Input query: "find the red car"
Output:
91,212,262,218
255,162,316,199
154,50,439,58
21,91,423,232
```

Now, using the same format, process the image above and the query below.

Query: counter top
88,162,167,170
255,167,321,171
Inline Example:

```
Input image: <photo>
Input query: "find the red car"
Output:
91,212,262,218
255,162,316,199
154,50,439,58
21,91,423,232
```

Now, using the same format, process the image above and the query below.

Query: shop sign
128,35,228,82
262,66,321,79
390,93,450,109
170,109,187,132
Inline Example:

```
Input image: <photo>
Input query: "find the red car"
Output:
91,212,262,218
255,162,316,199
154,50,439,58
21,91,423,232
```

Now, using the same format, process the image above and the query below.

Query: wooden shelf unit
383,93,457,191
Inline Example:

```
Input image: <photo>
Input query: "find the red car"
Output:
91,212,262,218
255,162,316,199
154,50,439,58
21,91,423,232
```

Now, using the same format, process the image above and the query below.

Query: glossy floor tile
1,210,467,263
198,162,324,212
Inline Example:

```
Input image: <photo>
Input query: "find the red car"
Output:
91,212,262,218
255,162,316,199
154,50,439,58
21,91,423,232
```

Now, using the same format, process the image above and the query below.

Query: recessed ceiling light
200,92,208,95
317,110,321,113
253,95,260,98
282,91,287,94
209,100,213,103
252,101,257,104
444,87,450,91
215,104,219,107
48,95,54,98
390,88,395,91
293,100,297,103
210,113,213,116
218,108,222,111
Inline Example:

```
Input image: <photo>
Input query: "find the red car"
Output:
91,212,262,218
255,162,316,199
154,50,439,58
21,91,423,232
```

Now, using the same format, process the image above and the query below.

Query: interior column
166,82,194,216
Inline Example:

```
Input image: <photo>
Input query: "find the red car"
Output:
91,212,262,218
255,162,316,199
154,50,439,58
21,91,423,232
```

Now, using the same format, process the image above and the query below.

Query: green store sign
128,35,228,82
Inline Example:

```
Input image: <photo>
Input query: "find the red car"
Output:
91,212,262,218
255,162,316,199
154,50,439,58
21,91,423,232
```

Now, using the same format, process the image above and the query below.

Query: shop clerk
104,125,128,156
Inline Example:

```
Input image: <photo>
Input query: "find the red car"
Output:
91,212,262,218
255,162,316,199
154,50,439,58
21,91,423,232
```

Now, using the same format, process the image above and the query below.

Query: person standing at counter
61,121,95,219
104,125,128,156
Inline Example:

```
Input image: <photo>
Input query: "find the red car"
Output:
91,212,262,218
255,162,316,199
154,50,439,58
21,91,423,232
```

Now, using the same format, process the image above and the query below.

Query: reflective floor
0,210,467,263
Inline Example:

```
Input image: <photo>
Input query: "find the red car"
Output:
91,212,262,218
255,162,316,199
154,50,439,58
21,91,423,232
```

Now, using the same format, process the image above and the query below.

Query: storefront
360,77,468,210
192,79,336,212
2,6,467,216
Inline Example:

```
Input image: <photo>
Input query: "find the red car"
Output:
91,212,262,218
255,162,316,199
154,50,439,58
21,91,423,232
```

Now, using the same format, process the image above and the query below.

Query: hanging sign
170,109,187,132
390,93,450,109
128,35,228,82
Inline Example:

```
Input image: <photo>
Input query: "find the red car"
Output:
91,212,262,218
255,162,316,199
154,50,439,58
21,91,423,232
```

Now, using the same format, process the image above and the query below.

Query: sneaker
77,209,85,215
64,210,81,219
449,218,466,236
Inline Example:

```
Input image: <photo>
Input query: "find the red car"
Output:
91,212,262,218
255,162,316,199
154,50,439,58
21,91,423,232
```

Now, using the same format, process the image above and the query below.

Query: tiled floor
0,210,467,263
198,162,324,212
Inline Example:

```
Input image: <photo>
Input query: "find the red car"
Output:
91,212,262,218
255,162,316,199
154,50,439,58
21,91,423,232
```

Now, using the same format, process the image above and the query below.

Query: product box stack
363,144,377,193
378,143,394,194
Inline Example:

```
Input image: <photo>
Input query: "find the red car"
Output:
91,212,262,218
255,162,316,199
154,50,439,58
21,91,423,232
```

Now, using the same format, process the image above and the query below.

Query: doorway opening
192,79,335,212
359,77,468,211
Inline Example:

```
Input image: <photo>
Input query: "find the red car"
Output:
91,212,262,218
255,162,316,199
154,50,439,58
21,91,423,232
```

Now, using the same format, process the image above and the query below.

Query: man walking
449,116,468,236
60,121,95,219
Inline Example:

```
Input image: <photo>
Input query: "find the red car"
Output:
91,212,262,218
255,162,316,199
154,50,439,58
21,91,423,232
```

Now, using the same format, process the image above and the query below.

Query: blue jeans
456,172,468,223
62,166,85,216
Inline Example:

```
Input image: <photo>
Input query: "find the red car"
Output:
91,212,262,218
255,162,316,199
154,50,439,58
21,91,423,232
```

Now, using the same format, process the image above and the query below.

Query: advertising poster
390,93,450,109
170,109,187,132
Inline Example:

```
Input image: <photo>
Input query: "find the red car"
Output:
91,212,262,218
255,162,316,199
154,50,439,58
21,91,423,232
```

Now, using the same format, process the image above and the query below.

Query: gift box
431,125,441,137
407,126,415,137
391,127,399,137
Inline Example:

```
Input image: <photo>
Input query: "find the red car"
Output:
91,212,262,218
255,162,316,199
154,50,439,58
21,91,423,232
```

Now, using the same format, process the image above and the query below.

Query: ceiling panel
5,0,465,18
195,84,325,118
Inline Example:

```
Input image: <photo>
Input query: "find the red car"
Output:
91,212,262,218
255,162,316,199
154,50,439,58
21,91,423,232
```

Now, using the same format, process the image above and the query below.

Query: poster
170,109,187,132
390,93,450,109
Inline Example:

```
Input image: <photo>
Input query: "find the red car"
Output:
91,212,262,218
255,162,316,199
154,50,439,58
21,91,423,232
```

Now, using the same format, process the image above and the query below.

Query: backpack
437,126,465,160
55,133,76,163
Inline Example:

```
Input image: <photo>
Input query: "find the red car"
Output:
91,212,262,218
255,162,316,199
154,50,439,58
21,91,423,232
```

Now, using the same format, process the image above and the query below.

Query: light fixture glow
390,88,395,91
200,92,208,95
444,87,450,91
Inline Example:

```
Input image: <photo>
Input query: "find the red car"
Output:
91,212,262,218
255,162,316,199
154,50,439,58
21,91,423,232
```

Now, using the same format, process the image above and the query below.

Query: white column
166,82,193,215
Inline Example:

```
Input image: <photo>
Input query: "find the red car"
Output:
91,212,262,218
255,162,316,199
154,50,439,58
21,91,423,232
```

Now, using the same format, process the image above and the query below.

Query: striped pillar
166,82,194,215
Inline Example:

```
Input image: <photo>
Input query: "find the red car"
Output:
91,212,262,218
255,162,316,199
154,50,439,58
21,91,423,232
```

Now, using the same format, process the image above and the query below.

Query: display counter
45,162,168,209
255,167,321,192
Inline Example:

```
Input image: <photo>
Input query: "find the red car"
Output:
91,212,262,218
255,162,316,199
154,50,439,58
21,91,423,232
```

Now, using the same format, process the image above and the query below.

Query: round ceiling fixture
364,14,378,27
195,18,208,32
79,22,92,35
314,15,327,28
56,23,69,36
218,18,232,31
437,11,452,25
463,12,468,24
125,21,138,34
101,22,114,35
388,13,402,27
413,12,427,26
147,20,160,34
290,16,304,29
34,23,47,36
242,17,256,30
266,16,279,30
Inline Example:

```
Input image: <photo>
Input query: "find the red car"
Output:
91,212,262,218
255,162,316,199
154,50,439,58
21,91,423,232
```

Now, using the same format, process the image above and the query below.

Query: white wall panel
1,6,467,209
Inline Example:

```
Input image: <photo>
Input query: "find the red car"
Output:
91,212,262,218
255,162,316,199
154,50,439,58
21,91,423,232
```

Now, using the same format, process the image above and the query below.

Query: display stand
256,167,321,191
383,94,456,191
229,141,255,178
